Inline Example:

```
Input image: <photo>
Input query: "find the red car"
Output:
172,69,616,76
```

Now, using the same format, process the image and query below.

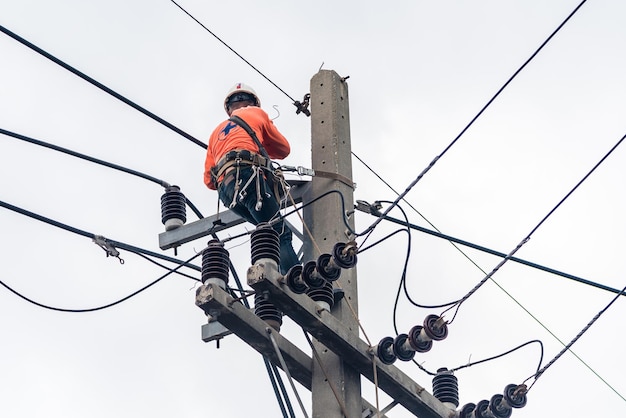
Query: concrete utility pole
305,70,361,418
162,69,452,418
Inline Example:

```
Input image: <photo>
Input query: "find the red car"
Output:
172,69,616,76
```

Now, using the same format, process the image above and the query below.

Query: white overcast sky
1,1,625,417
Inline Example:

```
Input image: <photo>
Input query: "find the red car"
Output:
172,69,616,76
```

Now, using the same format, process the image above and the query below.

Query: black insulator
161,185,187,230
432,368,459,408
503,384,527,409
375,336,397,365
302,260,326,289
316,253,341,281
201,240,230,286
307,280,334,310
488,394,512,418
250,224,280,265
332,242,358,269
458,403,476,418
473,400,492,418
393,333,416,362
285,264,307,294
254,292,282,331
408,325,433,353
423,314,448,341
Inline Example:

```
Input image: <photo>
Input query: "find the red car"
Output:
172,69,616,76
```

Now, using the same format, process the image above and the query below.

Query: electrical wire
441,131,626,322
356,0,589,239
0,251,202,313
170,0,298,104
0,199,201,272
361,209,626,298
451,340,544,376
1,127,170,187
0,24,206,150
525,282,626,402
1,127,205,222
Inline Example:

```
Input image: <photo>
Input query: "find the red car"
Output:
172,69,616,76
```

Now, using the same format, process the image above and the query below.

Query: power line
0,199,201,272
0,251,202,313
357,0,589,238
170,0,308,115
0,127,204,221
0,23,207,150
526,282,626,402
443,131,626,320
357,206,626,298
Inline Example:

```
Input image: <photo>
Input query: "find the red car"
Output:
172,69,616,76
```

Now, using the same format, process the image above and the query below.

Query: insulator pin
250,223,280,265
161,185,187,231
307,280,334,312
432,368,459,409
254,291,282,332
201,240,230,288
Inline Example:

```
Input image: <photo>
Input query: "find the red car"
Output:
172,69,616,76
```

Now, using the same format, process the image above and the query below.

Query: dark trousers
218,166,300,274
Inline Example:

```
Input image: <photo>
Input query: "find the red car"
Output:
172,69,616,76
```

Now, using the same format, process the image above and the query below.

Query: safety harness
211,115,287,210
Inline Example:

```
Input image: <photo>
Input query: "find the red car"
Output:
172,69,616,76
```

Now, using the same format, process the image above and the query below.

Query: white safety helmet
223,82,261,114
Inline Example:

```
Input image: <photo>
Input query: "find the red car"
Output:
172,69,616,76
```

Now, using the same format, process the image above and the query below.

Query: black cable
358,208,626,298
526,282,626,390
375,201,457,339
357,0,589,238
1,127,170,187
0,24,207,149
0,251,202,313
451,339,544,376
0,199,201,272
131,251,200,281
1,127,204,221
170,0,297,104
442,131,626,321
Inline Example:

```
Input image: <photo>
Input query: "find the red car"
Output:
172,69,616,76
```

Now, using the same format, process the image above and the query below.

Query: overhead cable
0,24,207,149
443,131,626,320
525,282,626,403
1,127,205,220
357,0,589,237
170,0,295,100
0,251,202,313
356,203,626,298
0,199,201,272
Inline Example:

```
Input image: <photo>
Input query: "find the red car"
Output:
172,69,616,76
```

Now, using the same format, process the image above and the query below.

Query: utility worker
204,83,300,275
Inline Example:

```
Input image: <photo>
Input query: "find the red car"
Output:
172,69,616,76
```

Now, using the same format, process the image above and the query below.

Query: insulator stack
432,368,459,410
458,384,527,418
161,185,187,231
374,336,397,365
201,240,230,289
250,223,280,265
307,280,334,312
254,291,283,332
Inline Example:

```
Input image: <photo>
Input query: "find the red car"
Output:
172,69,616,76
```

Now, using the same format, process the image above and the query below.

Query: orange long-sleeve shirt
204,106,291,189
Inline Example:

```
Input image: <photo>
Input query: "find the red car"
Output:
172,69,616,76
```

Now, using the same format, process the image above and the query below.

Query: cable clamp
93,235,124,264
293,93,311,116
